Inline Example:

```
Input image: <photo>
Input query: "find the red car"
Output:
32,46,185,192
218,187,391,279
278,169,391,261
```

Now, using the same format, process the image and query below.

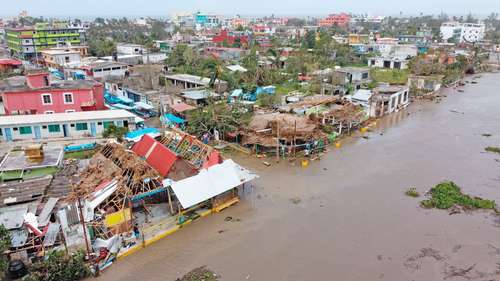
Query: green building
5,22,86,60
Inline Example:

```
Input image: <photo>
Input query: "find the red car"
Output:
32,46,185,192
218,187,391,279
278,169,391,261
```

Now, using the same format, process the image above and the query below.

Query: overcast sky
1,0,499,17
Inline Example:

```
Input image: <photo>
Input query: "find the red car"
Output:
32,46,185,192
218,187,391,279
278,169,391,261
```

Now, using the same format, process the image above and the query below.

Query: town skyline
1,0,499,17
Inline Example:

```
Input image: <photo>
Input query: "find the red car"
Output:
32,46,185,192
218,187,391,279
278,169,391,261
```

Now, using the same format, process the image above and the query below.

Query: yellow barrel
301,159,309,168
335,142,341,148
360,127,368,133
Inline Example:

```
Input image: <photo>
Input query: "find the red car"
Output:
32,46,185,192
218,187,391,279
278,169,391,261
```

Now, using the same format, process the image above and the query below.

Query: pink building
319,13,351,27
0,72,105,115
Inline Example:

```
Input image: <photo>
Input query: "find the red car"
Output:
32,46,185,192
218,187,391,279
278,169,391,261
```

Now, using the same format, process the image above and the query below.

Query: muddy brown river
98,73,500,281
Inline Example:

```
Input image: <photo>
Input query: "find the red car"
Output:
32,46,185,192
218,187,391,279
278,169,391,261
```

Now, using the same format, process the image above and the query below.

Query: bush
420,181,496,210
23,250,91,281
0,225,11,277
102,124,129,142
485,146,500,154
405,187,420,198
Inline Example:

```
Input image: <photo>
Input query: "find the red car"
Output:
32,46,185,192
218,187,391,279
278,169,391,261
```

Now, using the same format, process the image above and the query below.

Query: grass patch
420,181,496,210
0,166,59,182
371,69,409,85
485,146,500,154
0,170,23,181
23,167,59,178
405,187,420,197
64,149,97,160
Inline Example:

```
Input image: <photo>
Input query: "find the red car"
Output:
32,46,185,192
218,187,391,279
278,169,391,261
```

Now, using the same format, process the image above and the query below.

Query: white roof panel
171,159,258,209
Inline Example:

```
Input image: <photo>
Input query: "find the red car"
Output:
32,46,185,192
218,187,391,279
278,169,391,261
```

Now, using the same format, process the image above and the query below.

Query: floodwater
98,73,500,281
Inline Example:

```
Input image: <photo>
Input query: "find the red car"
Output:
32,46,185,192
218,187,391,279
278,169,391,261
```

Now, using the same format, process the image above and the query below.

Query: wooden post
167,186,174,215
293,120,297,157
77,198,92,260
276,120,280,163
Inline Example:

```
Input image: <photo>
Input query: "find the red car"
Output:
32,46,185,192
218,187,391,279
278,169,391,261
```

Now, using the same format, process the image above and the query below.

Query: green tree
102,124,129,142
0,225,10,277
23,250,90,281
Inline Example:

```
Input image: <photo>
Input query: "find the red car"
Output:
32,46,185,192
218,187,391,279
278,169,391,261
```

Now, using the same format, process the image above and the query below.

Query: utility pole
77,197,92,260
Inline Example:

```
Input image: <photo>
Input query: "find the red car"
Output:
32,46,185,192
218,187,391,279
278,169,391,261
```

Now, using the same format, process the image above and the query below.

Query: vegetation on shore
420,181,496,210
485,146,500,154
176,266,219,281
405,187,420,198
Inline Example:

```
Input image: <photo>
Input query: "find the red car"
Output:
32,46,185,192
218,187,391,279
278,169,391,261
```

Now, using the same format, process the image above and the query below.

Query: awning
170,102,196,113
134,101,154,110
111,103,134,110
170,159,258,209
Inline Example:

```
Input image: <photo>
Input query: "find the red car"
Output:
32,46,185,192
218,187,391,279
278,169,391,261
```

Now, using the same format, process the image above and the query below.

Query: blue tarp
125,128,160,141
162,113,185,124
64,143,96,152
231,89,243,97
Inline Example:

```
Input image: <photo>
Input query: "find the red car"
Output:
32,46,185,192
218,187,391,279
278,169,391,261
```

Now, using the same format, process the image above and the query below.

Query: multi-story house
319,13,351,27
0,72,105,115
5,22,85,60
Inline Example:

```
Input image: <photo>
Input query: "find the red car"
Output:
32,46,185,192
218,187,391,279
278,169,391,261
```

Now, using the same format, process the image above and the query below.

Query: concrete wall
2,86,105,115
0,117,136,141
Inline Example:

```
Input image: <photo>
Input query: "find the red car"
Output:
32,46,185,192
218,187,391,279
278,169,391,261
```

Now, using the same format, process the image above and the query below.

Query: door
62,124,69,137
34,126,41,140
4,128,12,142
90,122,97,137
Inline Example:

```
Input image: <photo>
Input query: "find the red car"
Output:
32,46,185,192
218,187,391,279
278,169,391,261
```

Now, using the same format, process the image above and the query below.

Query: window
97,122,103,126
42,125,47,129
103,121,114,129
65,110,76,113
19,126,32,135
44,111,54,114
76,123,88,131
63,93,74,104
48,124,61,133
41,94,52,105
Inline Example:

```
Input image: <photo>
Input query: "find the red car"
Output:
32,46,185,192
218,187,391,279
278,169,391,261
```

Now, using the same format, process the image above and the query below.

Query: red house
0,72,105,115
212,30,249,46
319,13,351,27
0,59,22,73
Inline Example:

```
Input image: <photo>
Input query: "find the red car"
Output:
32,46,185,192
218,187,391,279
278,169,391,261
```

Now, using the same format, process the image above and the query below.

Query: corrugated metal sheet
43,223,60,246
171,160,258,209
38,197,59,227
0,204,28,230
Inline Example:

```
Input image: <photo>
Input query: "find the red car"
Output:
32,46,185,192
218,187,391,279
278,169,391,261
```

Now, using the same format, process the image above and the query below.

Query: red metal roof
0,59,22,66
202,150,222,169
131,134,178,177
171,102,196,113
146,143,177,177
131,134,157,157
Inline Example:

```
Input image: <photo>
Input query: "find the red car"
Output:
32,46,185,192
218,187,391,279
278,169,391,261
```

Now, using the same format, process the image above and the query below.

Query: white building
117,43,146,55
41,49,81,68
370,85,410,117
0,110,140,142
367,56,409,70
88,61,129,79
350,89,373,108
440,22,485,43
